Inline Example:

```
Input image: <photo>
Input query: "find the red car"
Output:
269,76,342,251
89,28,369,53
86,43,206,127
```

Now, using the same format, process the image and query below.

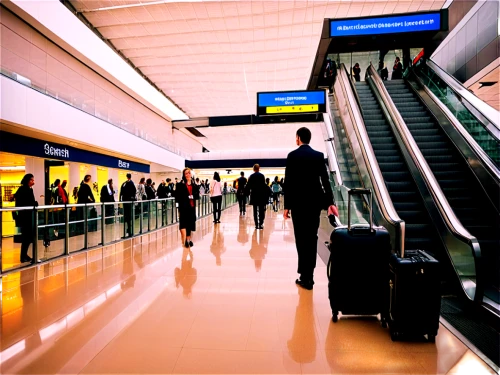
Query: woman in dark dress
175,168,200,248
14,173,38,263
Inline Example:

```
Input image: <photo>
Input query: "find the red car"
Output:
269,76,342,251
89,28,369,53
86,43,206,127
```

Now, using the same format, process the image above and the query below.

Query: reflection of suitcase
389,250,440,342
328,188,391,325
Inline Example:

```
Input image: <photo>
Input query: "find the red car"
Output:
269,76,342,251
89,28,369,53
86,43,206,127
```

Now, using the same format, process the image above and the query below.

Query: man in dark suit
245,164,268,229
120,173,136,237
236,171,248,215
283,127,338,290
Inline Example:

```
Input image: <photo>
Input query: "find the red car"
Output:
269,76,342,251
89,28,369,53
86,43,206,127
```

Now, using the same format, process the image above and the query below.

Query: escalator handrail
417,79,500,182
426,60,500,134
337,63,405,254
367,64,479,245
324,89,343,186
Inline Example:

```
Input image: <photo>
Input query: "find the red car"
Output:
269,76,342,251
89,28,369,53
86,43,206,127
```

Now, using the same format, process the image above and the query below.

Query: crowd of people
12,127,338,291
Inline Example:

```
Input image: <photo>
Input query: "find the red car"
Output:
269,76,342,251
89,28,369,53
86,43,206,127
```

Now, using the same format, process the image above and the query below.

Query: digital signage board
257,90,326,116
330,12,442,38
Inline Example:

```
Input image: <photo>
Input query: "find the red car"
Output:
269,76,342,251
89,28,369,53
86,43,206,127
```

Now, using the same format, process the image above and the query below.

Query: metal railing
0,193,237,275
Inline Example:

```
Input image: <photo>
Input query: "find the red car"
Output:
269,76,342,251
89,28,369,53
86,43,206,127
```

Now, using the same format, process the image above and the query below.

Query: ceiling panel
69,0,445,118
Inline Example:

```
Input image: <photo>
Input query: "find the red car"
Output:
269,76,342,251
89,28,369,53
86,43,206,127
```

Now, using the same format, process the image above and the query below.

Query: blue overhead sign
330,12,441,37
257,90,326,115
0,131,150,173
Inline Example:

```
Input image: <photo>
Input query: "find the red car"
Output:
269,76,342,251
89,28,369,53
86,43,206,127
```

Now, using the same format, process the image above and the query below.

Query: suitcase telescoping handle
347,188,373,231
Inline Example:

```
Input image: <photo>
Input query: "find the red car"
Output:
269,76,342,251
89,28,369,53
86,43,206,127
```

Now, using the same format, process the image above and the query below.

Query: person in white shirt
209,172,223,224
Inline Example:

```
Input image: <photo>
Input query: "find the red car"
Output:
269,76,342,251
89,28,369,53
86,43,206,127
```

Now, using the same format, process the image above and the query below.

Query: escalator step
364,114,384,120
393,201,423,209
370,137,394,144
379,162,406,171
376,156,401,163
397,210,428,222
406,123,437,130
445,196,475,207
413,135,446,143
385,181,415,191
406,223,434,235
382,171,411,182
386,89,411,95
408,128,441,136
364,120,387,126
414,142,449,149
389,191,420,202
389,93,414,98
365,125,390,132
367,130,392,138
374,149,400,156
432,171,464,180
404,238,435,250
421,155,458,163
418,148,455,156
399,111,430,118
427,162,462,171
404,116,432,123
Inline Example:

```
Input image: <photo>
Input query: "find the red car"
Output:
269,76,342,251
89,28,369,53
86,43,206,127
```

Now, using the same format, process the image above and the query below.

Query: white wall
1,76,185,172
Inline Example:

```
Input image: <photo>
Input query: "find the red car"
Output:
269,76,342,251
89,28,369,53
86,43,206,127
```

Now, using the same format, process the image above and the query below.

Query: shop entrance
44,160,67,205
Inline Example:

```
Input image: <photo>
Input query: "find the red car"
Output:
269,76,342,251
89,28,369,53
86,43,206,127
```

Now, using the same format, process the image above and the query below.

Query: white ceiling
191,121,326,152
69,0,446,118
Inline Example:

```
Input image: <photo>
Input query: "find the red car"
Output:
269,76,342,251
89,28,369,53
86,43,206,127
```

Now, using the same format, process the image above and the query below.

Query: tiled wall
432,1,499,82
0,6,200,158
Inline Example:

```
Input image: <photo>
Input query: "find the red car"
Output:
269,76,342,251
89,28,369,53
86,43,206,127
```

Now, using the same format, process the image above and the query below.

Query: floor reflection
174,248,197,298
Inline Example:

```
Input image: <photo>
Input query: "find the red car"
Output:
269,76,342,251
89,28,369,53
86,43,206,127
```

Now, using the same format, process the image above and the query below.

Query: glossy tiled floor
1,205,497,374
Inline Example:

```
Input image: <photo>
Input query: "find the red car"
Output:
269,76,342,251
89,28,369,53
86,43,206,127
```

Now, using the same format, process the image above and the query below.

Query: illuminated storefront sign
330,12,442,37
257,90,326,116
0,131,150,173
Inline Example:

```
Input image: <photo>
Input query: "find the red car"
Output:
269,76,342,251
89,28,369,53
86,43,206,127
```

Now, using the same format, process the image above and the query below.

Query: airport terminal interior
0,0,499,374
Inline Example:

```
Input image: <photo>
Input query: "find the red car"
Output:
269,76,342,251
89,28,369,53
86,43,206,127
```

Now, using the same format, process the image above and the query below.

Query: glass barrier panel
414,63,500,167
37,207,66,262
333,186,370,226
104,202,123,243
121,202,134,238
1,207,35,272
166,200,173,225
133,203,142,236
86,204,102,249
141,201,150,232
150,201,157,231
68,206,85,253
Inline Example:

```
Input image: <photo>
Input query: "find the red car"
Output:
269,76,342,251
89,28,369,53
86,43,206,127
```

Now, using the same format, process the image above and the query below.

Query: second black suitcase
389,250,441,342
328,188,391,324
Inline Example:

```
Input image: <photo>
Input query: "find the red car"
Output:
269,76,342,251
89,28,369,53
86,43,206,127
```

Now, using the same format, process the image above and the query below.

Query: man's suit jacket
100,185,115,203
245,172,268,206
284,144,334,210
120,180,137,202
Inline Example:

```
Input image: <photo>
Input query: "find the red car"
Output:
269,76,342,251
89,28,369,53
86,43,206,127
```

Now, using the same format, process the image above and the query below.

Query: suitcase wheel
427,334,436,343
332,312,338,323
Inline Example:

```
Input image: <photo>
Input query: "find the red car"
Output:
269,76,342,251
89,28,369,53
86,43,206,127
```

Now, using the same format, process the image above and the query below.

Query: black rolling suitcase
389,250,441,342
328,188,391,325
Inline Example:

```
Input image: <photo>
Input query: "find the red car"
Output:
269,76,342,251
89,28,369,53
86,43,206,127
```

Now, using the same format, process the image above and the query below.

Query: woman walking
210,172,222,223
175,168,200,248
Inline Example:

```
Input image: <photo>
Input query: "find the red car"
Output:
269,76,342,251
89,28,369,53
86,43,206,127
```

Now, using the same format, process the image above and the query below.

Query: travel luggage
389,250,441,342
328,188,391,325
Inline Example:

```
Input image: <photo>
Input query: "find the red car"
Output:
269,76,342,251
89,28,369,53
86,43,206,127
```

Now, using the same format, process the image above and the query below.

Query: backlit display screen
330,12,441,37
257,90,326,116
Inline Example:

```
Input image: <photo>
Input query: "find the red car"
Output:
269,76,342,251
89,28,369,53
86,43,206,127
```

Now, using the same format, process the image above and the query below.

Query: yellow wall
50,165,69,186
97,168,108,194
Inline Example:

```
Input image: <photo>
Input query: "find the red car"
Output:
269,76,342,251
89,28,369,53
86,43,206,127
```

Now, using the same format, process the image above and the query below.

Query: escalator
360,62,499,367
384,77,500,305
354,81,444,253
